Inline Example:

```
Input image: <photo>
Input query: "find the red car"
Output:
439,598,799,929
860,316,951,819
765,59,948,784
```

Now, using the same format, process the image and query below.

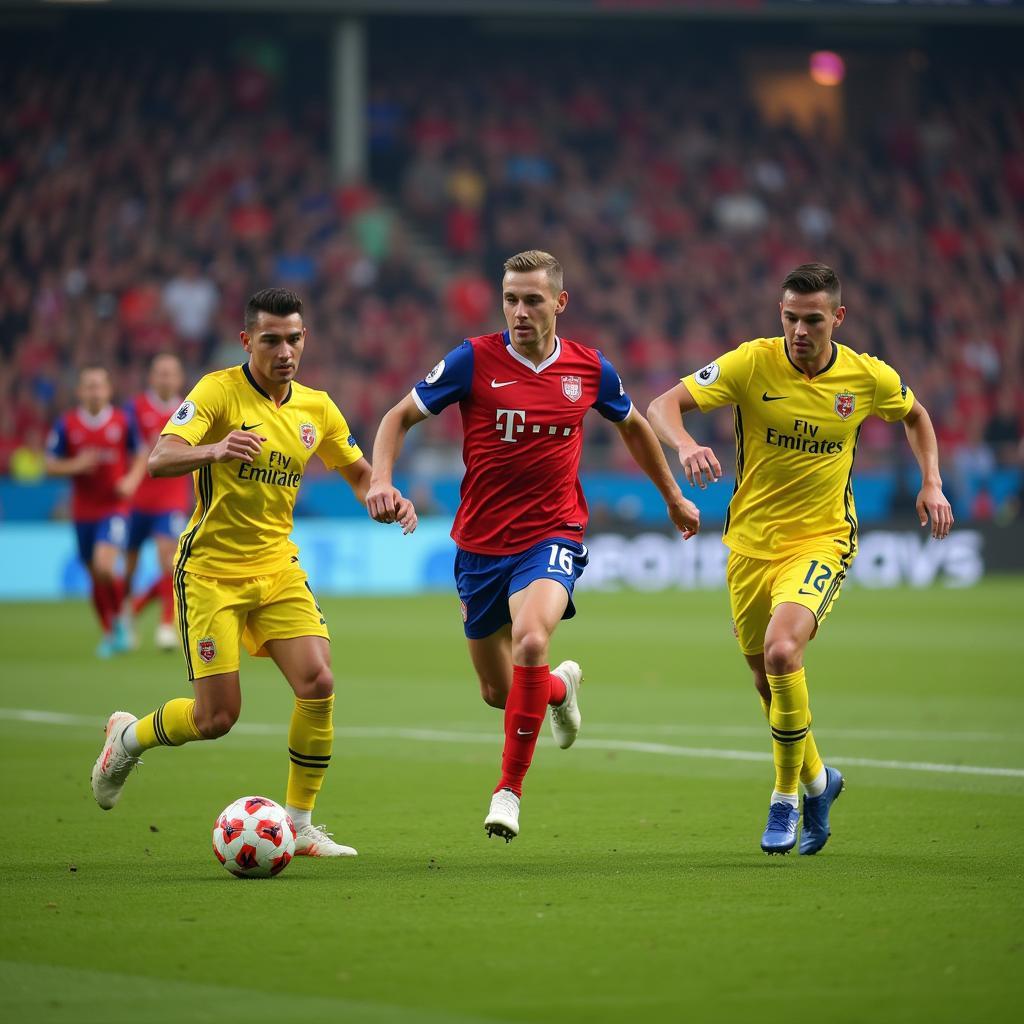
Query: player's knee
293,663,334,700
510,625,549,665
764,637,803,676
92,564,116,586
479,683,507,709
195,706,237,739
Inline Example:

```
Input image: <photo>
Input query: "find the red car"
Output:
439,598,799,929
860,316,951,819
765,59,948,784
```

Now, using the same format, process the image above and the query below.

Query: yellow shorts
726,545,850,657
173,560,329,680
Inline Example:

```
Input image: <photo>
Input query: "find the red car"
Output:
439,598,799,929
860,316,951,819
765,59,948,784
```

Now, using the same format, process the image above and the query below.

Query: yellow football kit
161,363,363,680
683,336,914,799
683,337,913,654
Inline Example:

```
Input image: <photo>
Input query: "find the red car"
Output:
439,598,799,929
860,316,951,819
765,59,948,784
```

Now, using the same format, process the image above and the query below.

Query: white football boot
154,622,178,651
91,711,141,810
484,788,521,842
549,660,583,749
294,823,358,857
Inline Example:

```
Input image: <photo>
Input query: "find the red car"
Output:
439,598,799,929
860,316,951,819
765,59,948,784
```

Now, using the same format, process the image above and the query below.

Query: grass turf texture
1,581,1022,1023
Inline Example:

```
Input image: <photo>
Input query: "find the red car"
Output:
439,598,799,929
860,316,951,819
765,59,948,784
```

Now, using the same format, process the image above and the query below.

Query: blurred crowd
2,35,1021,520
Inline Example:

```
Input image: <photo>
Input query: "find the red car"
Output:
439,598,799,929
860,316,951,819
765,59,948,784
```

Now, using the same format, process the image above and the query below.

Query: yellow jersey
682,338,914,562
162,363,363,579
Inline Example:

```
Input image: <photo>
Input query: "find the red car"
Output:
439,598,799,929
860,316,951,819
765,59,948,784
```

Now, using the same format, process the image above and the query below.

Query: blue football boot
799,766,845,855
761,801,800,855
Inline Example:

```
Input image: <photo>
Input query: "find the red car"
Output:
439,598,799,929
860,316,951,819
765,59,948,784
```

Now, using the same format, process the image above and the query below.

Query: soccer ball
212,796,296,879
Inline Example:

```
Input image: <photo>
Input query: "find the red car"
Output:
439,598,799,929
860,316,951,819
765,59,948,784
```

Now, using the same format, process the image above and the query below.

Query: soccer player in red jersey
46,366,148,657
367,250,701,841
124,353,194,651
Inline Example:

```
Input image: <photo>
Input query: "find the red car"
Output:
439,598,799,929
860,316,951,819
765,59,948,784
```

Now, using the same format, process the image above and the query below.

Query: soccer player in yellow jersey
90,288,417,857
648,263,953,856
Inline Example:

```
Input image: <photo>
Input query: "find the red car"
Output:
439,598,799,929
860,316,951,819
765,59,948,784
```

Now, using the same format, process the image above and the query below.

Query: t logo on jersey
299,422,316,449
834,392,856,419
561,375,583,402
495,408,527,443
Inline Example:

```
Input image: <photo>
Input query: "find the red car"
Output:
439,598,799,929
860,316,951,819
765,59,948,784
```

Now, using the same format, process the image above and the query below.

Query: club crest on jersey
197,636,216,664
561,375,583,403
834,391,856,420
299,422,316,449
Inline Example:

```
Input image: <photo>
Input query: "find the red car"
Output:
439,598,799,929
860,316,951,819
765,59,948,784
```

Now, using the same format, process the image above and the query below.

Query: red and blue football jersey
127,392,193,515
47,406,140,522
412,331,632,555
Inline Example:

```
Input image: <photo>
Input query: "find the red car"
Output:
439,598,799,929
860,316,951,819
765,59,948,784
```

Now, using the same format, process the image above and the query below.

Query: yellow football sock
767,668,810,796
286,695,334,812
758,693,770,719
134,698,203,749
801,727,825,787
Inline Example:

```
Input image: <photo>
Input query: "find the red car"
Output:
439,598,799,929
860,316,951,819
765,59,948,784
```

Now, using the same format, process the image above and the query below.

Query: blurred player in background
648,263,953,856
123,353,193,651
90,288,418,859
46,365,148,657
368,250,700,842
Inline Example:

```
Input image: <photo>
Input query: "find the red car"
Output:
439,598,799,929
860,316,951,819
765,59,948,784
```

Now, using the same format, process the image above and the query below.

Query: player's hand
916,483,953,540
114,475,138,499
394,495,418,535
211,430,266,464
668,495,700,539
366,480,401,524
678,442,721,490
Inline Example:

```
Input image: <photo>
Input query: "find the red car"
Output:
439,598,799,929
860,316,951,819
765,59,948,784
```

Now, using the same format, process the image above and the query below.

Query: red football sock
90,581,111,631
548,673,567,707
496,664,550,798
92,580,117,632
110,576,125,612
132,578,162,616
158,573,175,624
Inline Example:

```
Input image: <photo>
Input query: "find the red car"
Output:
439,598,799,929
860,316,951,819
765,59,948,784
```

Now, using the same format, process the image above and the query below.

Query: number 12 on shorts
803,559,833,593
547,545,575,576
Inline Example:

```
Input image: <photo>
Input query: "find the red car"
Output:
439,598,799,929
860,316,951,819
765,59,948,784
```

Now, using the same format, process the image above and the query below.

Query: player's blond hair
503,250,564,294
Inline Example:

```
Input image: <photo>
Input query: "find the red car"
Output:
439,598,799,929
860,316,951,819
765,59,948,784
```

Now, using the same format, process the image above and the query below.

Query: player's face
78,369,111,414
241,312,306,386
780,290,845,371
502,270,568,352
148,355,184,401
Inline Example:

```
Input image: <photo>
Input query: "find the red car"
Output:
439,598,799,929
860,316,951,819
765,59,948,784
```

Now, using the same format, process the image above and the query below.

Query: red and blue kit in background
47,406,140,564
412,330,632,637
126,392,193,551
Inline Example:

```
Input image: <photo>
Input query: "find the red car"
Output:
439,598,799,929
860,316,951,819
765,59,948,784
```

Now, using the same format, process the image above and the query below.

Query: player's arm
614,407,700,539
148,431,267,478
902,399,954,540
115,448,150,498
339,455,418,535
647,381,722,490
365,392,429,524
45,449,100,476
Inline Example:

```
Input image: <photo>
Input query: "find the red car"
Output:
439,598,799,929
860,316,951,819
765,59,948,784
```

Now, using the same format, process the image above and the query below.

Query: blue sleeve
123,405,143,453
412,341,474,415
46,417,68,458
592,352,633,422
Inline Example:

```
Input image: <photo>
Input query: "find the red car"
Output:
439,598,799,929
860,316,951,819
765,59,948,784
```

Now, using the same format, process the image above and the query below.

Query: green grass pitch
1,580,1022,1023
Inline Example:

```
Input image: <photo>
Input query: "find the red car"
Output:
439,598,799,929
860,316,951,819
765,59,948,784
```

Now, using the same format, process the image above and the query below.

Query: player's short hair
245,288,303,333
503,250,564,294
149,352,182,368
78,363,109,380
781,263,842,309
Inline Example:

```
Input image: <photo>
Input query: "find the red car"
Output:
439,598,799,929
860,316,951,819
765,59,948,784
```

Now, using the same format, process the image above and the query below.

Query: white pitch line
2,707,1023,780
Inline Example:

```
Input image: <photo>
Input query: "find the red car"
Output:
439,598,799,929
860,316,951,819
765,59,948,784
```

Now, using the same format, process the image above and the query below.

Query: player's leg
247,566,353,857
467,625,513,708
92,526,129,654
90,570,248,809
152,529,180,650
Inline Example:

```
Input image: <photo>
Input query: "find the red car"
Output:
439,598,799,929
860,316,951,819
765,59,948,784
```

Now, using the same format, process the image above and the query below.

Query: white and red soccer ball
212,796,296,878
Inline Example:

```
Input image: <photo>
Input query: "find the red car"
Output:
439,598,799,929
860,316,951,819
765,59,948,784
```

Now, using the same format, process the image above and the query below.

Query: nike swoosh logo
240,421,263,431
516,728,534,736
490,379,518,389
798,588,818,596
761,393,786,402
